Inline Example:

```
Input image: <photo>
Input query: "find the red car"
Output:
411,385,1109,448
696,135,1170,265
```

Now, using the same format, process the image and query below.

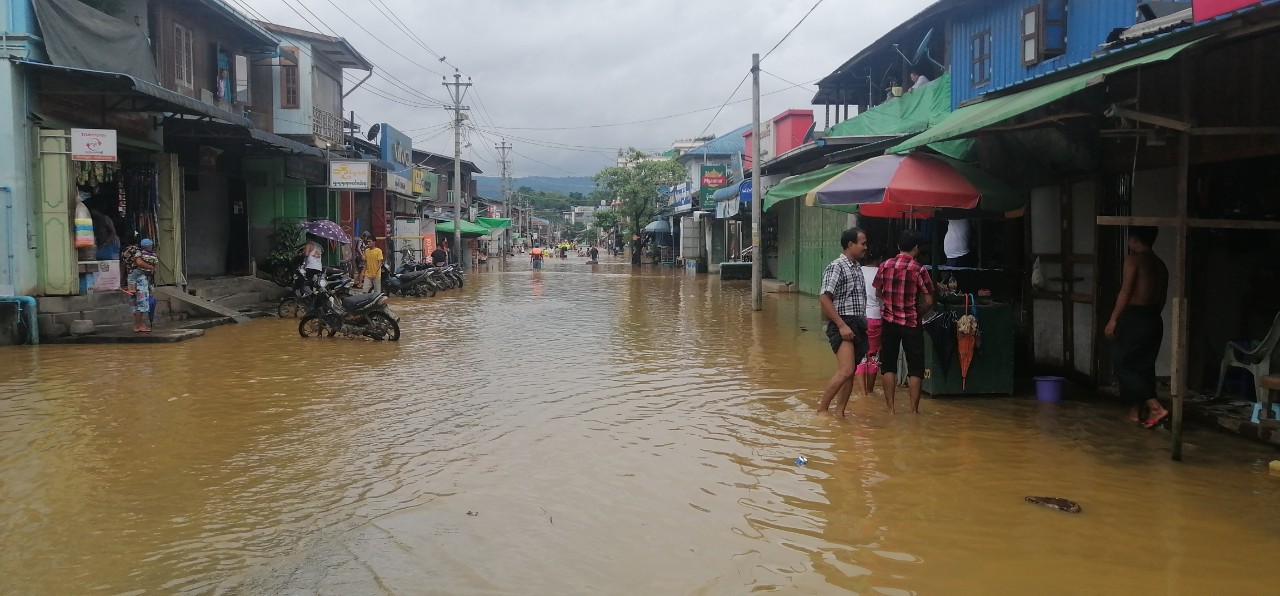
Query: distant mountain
475,176,596,199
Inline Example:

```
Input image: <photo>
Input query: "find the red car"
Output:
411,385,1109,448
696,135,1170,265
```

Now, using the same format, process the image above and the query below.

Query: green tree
593,149,686,265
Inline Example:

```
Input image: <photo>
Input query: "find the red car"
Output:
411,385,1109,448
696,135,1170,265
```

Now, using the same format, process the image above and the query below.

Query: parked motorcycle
278,266,352,318
297,278,401,341
382,262,439,298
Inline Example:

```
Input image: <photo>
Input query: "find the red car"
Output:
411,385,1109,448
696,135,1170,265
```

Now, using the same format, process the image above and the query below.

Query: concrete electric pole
750,53,763,312
443,71,472,265
496,140,512,258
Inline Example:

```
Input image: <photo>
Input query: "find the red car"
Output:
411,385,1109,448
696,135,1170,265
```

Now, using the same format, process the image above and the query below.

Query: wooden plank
1031,291,1094,303
1031,253,1096,263
1096,216,1178,227
1187,218,1280,230
1107,106,1192,132
1191,126,1280,136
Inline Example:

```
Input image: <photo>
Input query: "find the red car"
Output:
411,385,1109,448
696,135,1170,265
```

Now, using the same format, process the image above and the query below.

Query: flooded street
2,257,1278,594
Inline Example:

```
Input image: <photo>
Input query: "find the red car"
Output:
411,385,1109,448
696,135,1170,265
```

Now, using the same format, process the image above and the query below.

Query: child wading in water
858,253,884,396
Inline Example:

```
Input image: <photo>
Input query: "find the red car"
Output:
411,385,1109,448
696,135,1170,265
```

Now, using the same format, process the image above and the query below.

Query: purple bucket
1034,376,1066,403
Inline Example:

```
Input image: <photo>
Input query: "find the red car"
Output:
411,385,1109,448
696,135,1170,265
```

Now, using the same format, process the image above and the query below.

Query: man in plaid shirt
816,227,869,418
874,230,936,414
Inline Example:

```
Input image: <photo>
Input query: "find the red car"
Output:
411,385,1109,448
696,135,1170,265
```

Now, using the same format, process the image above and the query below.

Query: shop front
22,61,249,295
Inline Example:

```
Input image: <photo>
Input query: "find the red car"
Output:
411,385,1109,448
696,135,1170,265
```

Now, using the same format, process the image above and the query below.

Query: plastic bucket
1033,376,1066,403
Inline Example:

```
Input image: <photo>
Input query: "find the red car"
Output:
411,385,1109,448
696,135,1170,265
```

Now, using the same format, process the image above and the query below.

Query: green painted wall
245,157,307,266
36,131,74,295
776,198,797,284
797,205,850,296
771,198,852,296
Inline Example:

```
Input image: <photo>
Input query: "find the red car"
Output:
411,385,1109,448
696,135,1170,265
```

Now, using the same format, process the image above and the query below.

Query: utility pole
750,53,763,311
496,140,512,259
443,70,471,265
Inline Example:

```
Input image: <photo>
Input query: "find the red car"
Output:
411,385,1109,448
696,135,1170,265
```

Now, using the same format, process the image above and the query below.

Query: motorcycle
297,278,401,341
382,262,439,298
278,266,352,318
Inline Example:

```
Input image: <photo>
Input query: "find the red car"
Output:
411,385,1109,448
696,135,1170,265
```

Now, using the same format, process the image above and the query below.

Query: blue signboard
739,178,752,204
665,181,694,214
379,123,413,195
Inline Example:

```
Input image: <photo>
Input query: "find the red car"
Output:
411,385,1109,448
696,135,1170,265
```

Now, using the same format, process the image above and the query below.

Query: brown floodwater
1,255,1277,594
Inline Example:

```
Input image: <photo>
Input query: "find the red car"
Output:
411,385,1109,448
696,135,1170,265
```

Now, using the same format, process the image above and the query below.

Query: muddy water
1,255,1277,594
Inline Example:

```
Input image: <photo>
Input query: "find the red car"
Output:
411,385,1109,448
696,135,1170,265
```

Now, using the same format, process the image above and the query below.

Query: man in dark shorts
875,230,935,414
816,227,870,418
1104,226,1169,428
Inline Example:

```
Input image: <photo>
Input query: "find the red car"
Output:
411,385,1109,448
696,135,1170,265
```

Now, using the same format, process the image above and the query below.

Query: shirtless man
1104,226,1169,428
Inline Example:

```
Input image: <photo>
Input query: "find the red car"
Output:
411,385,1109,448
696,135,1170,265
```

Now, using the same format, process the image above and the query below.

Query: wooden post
1170,57,1192,461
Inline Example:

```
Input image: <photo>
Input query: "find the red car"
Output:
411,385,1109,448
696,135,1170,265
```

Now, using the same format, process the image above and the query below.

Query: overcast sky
246,0,937,178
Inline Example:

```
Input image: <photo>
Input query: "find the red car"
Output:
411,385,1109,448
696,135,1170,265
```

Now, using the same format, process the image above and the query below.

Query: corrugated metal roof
679,124,751,160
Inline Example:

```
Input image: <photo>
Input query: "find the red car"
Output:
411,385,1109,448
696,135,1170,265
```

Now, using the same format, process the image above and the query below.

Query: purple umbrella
299,219,350,244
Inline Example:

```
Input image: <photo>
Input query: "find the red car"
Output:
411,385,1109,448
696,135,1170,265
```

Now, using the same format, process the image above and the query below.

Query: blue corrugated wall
949,0,1191,107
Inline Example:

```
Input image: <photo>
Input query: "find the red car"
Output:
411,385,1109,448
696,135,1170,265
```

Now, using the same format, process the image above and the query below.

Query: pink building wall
743,109,814,169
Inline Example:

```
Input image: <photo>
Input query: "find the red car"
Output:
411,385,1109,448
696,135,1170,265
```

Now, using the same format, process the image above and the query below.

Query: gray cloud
250,0,937,177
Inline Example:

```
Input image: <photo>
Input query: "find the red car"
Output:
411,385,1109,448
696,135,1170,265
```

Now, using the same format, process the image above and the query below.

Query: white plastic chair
1214,311,1280,408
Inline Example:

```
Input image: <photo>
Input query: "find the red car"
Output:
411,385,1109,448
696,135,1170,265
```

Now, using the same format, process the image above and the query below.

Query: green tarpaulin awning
762,163,856,211
890,39,1201,154
477,217,512,229
829,72,953,137
436,219,491,235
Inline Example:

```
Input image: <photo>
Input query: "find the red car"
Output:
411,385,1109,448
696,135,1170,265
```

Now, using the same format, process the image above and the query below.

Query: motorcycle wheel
277,297,303,318
453,274,464,289
298,315,332,338
367,311,400,341
271,263,294,287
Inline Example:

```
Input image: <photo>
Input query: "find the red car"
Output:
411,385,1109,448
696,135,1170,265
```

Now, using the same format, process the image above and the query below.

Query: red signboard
1194,0,1261,22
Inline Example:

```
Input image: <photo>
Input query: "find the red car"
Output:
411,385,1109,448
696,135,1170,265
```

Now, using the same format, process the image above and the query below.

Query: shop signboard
70,128,117,162
413,167,439,196
699,164,729,208
379,123,414,196
667,181,694,214
329,160,371,190
1193,0,1261,21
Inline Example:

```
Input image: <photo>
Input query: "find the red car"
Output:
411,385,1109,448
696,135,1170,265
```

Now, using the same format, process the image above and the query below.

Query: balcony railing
313,107,343,144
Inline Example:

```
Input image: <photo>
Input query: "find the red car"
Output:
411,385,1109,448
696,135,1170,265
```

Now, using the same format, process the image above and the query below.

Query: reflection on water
1,256,1277,594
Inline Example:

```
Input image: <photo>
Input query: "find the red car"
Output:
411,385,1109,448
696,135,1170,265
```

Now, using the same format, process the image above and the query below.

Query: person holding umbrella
300,235,324,284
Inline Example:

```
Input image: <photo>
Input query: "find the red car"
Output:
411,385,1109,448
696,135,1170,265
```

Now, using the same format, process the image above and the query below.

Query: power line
696,70,751,140
316,0,449,78
479,76,823,132
761,0,826,62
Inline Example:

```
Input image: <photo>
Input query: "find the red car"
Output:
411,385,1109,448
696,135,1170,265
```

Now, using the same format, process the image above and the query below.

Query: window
234,54,250,103
173,23,194,90
1022,6,1041,66
1023,1,1068,66
280,47,300,109
971,30,992,86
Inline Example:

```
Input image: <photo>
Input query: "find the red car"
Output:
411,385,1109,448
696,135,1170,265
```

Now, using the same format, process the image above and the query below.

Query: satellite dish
366,123,381,142
913,28,944,70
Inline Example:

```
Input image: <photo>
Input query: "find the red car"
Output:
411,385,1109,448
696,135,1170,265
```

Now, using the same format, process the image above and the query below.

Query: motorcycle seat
342,292,381,310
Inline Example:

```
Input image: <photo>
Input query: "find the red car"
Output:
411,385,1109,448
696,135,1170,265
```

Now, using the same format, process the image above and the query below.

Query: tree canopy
593,149,686,258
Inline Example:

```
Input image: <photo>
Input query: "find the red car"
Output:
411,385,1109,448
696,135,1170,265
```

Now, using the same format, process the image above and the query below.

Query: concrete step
211,291,266,309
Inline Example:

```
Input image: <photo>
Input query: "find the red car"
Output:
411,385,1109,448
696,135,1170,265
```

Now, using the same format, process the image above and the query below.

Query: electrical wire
761,0,826,62
315,0,449,78
695,70,751,140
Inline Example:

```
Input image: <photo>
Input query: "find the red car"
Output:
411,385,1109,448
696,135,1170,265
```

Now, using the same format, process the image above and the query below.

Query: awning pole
1170,57,1192,461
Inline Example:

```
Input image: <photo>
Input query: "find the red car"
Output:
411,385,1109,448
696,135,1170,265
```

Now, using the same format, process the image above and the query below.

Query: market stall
802,152,1027,396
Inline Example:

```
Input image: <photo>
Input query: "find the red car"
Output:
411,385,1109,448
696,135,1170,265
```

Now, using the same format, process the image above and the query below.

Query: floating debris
795,456,808,466
1025,496,1081,514
466,511,479,516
